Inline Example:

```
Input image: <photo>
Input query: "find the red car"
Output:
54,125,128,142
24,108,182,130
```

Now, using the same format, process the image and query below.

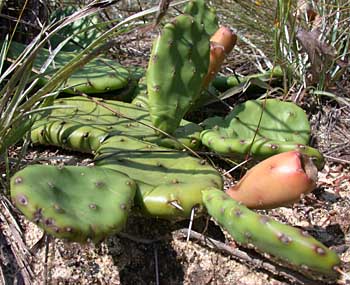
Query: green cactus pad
6,41,130,94
30,97,202,153
183,0,219,36
49,6,103,52
95,136,222,219
212,66,283,92
11,165,136,243
203,188,341,279
200,99,324,168
131,76,149,109
131,76,220,111
147,14,210,134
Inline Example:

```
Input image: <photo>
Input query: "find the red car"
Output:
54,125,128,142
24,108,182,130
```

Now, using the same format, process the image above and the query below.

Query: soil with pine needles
1,26,350,285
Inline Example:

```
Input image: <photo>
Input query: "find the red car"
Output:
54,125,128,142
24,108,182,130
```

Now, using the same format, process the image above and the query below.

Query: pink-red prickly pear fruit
226,151,318,209
203,26,237,87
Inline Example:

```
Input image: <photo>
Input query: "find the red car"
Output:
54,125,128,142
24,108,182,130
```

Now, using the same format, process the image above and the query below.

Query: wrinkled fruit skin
227,151,318,209
203,188,341,280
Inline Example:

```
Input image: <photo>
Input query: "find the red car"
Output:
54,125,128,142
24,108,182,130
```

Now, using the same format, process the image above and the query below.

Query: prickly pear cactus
30,97,202,152
6,41,130,94
200,99,324,168
11,165,136,243
147,14,210,134
95,135,223,219
202,188,341,279
49,6,103,52
212,66,283,92
183,0,219,36
131,76,149,109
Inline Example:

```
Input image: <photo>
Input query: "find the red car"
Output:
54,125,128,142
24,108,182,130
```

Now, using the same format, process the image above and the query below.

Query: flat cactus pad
200,99,324,168
6,41,130,94
95,135,223,219
11,165,136,243
30,97,202,153
202,188,341,279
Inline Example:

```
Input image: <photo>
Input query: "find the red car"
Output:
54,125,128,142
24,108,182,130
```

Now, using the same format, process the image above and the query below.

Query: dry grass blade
0,263,5,285
0,34,7,74
0,2,120,155
216,0,349,92
154,0,172,27
0,197,34,285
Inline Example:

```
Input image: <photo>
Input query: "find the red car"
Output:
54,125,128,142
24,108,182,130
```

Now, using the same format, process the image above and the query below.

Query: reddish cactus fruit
210,26,237,54
203,26,237,87
226,151,318,209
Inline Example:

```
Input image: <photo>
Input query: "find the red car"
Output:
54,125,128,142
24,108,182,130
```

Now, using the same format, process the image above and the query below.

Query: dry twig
0,197,33,285
176,228,323,285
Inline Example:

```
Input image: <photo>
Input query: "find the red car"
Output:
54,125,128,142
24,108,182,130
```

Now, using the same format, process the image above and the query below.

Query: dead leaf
296,28,336,84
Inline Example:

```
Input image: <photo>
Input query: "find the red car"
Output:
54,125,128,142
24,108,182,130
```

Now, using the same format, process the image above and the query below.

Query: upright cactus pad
11,165,136,243
30,97,202,152
6,41,130,94
183,0,219,36
200,99,324,168
203,188,340,279
147,14,210,134
95,135,223,219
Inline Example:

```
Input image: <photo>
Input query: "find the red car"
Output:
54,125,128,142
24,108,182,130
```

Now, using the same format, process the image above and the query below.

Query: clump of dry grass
215,0,350,96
